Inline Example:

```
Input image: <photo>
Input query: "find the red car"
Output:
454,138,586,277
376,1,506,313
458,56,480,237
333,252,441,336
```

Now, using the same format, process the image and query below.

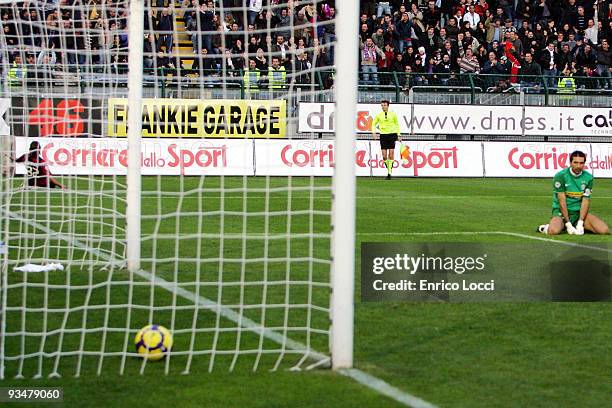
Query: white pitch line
339,369,437,408
357,231,612,254
3,209,436,408
143,195,612,199
493,231,612,254
358,231,496,235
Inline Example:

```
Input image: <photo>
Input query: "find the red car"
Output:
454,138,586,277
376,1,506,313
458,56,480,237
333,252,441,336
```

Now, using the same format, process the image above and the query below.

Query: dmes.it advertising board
299,103,612,137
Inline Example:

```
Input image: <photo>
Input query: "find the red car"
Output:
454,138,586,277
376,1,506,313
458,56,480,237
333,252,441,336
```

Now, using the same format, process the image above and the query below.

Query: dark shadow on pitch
549,255,611,301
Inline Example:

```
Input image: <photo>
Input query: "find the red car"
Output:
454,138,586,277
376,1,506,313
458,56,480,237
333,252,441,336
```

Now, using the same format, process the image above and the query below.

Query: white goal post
126,0,144,274
330,0,357,370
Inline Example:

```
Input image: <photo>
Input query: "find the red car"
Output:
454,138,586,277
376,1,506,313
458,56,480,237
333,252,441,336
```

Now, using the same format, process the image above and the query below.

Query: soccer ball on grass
134,325,173,361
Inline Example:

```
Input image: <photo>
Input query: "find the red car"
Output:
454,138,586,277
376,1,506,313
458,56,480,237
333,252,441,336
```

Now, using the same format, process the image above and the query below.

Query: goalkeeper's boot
537,224,549,234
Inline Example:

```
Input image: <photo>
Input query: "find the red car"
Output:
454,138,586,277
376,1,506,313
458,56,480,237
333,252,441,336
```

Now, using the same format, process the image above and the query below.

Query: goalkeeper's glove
565,222,578,235
575,220,585,235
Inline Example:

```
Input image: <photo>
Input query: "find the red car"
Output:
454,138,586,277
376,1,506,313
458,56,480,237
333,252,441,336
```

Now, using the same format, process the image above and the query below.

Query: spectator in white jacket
463,6,481,27
248,0,262,26
584,6,598,46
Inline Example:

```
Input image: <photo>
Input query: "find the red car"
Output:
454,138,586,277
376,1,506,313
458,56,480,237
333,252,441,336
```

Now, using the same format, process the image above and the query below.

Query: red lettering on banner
356,111,372,132
167,144,227,171
355,150,367,167
370,147,458,176
279,144,368,168
590,155,612,170
31,140,248,175
55,148,70,166
41,142,127,167
508,147,575,170
28,99,85,136
280,144,335,167
39,141,231,170
41,143,54,163
119,150,128,167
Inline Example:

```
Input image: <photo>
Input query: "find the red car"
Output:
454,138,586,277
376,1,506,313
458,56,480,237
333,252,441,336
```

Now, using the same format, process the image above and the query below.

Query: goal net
0,0,356,378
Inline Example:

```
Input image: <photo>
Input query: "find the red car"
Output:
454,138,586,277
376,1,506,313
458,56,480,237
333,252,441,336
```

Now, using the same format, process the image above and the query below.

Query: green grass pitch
1,177,610,407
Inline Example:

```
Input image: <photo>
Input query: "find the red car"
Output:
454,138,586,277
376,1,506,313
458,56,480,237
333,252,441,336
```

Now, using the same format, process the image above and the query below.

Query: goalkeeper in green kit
538,151,609,235
371,100,401,180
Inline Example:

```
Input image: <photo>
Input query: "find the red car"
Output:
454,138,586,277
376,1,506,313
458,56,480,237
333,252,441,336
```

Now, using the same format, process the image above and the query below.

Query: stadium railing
5,65,609,103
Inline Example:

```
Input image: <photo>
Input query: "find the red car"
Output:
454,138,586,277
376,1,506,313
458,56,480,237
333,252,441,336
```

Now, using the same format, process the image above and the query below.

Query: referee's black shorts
379,133,398,150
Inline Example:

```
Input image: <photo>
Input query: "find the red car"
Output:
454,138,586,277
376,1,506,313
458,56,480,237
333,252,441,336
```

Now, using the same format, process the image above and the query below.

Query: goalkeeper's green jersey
552,167,593,213
372,110,400,134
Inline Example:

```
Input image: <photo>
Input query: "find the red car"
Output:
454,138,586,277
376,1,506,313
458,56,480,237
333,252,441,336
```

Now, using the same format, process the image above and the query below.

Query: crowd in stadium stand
1,0,611,90
357,0,611,91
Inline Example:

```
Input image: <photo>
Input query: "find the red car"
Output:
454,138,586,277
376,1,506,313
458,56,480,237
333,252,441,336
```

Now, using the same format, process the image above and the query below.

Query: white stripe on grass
148,195,612,200
339,369,437,408
357,231,612,254
4,209,436,408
